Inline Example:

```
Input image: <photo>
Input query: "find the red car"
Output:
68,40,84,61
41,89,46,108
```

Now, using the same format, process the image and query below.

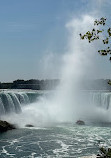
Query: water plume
48,15,96,122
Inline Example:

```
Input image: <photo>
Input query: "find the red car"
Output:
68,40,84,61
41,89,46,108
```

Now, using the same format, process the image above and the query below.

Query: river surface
0,123,111,158
0,90,111,157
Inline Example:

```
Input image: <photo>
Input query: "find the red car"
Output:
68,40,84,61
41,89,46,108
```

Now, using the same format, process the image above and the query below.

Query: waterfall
0,97,5,115
0,91,44,116
9,93,22,113
0,93,15,114
90,92,111,110
1,90,111,119
0,91,37,115
15,93,29,105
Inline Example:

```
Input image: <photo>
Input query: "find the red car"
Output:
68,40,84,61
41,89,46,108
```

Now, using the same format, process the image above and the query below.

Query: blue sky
0,0,111,82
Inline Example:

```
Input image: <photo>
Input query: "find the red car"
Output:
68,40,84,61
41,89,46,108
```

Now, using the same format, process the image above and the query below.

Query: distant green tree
80,17,111,60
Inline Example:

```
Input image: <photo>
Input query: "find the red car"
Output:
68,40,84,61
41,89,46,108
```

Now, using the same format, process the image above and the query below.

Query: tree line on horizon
0,79,60,90
0,78,111,90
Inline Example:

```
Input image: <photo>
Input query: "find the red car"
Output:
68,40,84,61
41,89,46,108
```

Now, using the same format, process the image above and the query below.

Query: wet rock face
0,120,16,133
76,120,85,125
25,124,34,127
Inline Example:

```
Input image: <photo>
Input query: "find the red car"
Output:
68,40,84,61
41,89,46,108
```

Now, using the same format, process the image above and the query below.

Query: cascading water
0,91,44,116
1,90,111,127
